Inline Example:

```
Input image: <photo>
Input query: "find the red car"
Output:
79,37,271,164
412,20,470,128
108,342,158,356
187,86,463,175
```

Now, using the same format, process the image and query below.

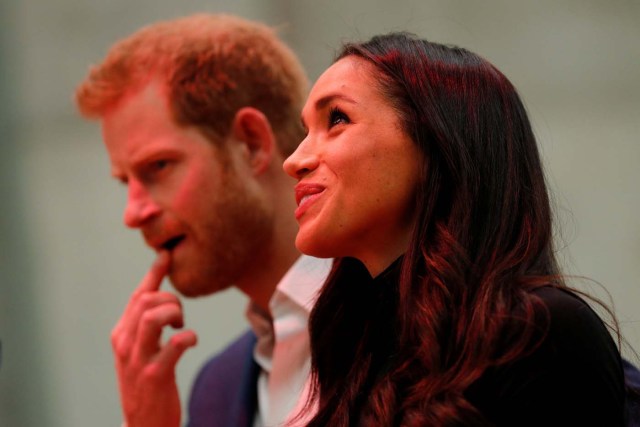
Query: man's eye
152,160,169,171
143,160,171,181
328,107,350,128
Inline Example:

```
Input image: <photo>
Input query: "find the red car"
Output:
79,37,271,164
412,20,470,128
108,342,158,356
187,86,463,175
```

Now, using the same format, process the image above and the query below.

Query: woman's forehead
304,57,379,110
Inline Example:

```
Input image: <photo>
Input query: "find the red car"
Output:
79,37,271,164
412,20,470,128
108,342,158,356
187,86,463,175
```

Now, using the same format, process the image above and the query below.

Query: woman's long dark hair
304,33,579,426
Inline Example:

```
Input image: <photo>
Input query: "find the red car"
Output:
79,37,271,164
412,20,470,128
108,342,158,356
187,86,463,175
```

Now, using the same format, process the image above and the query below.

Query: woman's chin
295,232,338,259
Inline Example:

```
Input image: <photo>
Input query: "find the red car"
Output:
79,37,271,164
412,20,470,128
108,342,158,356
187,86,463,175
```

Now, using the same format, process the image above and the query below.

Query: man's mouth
162,235,185,251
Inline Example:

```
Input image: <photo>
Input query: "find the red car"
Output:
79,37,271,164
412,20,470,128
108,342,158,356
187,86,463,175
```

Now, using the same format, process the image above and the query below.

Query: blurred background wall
0,0,638,425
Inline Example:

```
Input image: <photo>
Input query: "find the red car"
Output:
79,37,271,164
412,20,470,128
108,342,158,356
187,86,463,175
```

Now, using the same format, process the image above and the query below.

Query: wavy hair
305,32,583,426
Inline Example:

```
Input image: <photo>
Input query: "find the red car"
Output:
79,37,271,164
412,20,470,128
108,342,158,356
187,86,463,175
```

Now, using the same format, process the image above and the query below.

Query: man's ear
230,107,276,175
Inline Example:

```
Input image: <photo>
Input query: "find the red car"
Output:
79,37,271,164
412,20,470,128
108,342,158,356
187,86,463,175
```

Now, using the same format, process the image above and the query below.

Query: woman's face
283,56,422,276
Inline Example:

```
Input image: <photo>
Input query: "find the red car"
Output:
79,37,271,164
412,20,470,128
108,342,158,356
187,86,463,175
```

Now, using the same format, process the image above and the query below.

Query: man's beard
169,169,274,297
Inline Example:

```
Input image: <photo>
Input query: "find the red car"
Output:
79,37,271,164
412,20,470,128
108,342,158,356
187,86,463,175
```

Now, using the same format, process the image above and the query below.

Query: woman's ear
230,107,276,175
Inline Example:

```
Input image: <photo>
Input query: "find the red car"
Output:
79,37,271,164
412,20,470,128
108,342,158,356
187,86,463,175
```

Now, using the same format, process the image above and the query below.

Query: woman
283,32,627,426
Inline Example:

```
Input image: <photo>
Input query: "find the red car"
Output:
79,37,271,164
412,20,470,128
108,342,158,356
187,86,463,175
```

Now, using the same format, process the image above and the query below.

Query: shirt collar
246,255,332,374
271,255,333,314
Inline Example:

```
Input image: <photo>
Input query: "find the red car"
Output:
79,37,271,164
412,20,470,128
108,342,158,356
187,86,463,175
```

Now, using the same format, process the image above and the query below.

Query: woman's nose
283,138,319,179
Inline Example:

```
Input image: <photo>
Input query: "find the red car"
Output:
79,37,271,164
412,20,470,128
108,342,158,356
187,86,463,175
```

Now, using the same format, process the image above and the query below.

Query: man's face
101,82,273,296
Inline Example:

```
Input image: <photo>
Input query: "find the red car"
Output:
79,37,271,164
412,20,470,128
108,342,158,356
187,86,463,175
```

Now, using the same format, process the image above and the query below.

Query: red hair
75,14,308,156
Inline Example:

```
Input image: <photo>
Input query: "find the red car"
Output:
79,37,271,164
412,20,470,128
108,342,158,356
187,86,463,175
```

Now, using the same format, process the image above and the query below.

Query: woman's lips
294,183,325,220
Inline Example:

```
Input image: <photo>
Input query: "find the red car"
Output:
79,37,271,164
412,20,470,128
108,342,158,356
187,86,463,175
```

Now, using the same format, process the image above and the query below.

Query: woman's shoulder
529,286,615,351
466,285,627,425
528,286,625,404
531,285,595,313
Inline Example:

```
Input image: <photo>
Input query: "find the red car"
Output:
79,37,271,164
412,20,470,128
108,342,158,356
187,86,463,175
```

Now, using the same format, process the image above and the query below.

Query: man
75,14,331,427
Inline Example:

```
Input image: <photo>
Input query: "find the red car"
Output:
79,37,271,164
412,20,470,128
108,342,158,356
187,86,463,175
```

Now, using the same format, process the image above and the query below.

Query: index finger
138,251,170,293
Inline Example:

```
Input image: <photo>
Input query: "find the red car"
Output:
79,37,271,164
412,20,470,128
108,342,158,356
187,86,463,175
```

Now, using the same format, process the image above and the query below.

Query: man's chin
169,273,231,298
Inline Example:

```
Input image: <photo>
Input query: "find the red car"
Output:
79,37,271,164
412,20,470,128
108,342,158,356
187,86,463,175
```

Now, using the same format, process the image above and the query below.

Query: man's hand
111,251,198,427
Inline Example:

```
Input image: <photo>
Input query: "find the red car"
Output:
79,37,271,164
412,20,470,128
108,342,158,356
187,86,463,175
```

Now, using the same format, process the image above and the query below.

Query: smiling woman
284,32,630,426
284,57,421,275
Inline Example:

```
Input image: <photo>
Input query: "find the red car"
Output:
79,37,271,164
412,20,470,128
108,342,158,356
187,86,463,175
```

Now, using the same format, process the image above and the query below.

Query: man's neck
235,242,301,313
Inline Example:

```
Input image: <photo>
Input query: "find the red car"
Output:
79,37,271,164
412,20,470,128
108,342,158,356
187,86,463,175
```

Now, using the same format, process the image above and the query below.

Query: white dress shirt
246,255,332,427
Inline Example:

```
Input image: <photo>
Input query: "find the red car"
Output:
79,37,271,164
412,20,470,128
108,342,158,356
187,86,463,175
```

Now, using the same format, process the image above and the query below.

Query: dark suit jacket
187,330,260,427
626,358,640,427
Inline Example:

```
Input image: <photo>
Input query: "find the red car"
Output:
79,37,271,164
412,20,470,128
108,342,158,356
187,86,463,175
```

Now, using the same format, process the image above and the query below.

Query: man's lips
162,236,185,251
294,183,325,219
146,234,186,252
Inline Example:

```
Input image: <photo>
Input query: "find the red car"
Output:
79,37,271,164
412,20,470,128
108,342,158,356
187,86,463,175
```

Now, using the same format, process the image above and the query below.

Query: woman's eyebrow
313,93,358,111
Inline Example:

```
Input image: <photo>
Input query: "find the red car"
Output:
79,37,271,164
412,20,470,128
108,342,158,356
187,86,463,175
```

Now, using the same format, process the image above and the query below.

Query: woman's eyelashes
328,106,350,128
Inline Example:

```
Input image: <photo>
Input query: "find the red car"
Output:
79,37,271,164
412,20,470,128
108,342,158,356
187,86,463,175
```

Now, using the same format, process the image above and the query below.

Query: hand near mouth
111,251,198,427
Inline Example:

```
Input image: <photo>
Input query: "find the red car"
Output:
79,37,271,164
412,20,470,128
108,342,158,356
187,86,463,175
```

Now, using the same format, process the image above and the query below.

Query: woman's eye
328,107,350,128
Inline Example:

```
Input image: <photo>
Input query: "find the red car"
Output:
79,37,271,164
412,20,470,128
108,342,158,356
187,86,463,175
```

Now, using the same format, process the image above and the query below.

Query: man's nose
123,181,160,228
